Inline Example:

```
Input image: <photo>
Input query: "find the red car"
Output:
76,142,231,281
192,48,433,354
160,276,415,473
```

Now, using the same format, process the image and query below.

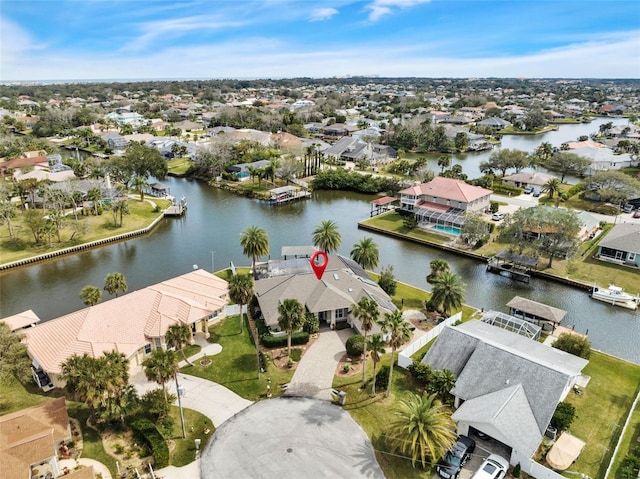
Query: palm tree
353,297,379,383
240,226,269,280
104,272,127,297
313,219,341,254
542,177,562,205
142,348,179,402
350,237,379,271
536,141,554,161
133,175,149,202
388,392,457,468
228,273,254,334
86,187,102,215
429,271,465,317
79,285,102,306
426,259,450,285
165,323,194,366
378,310,413,398
277,298,305,357
368,334,386,396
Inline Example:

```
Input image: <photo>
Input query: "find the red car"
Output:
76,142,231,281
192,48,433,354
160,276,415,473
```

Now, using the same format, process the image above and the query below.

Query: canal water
1,118,638,363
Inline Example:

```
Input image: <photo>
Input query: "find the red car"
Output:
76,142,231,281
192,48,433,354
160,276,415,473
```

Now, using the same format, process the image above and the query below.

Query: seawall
357,221,594,291
0,212,167,271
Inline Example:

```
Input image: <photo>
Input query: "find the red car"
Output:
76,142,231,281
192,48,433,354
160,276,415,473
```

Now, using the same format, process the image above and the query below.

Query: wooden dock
165,204,186,216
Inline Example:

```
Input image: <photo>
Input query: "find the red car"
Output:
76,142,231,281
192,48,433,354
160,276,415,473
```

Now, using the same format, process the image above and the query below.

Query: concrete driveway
200,397,384,479
284,328,352,401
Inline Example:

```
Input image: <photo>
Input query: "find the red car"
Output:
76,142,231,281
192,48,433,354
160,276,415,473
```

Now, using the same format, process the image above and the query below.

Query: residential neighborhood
1,75,640,479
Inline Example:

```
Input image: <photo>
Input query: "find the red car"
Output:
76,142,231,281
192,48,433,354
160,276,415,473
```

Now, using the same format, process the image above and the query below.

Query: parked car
470,454,510,479
633,210,640,218
532,189,541,197
623,204,634,213
523,185,534,194
436,435,477,479
491,212,505,221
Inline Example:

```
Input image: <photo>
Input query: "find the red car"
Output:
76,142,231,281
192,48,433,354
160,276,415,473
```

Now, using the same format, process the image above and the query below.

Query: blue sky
1,0,639,81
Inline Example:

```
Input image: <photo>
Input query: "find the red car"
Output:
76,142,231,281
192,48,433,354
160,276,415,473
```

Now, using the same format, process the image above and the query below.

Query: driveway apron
285,328,352,401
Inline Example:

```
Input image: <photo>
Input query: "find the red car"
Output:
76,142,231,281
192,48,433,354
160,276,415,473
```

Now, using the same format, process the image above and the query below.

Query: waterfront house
476,117,512,130
596,223,640,268
0,398,94,479
18,270,228,389
422,320,588,469
254,255,400,335
399,177,492,230
502,171,557,189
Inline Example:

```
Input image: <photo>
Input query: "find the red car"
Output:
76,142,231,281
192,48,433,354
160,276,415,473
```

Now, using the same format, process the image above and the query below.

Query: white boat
591,285,639,310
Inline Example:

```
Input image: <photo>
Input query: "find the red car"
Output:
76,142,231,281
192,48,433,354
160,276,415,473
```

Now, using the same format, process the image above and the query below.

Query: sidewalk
130,332,253,479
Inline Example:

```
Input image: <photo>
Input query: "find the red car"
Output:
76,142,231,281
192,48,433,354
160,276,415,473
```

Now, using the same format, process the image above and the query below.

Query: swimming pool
431,225,461,236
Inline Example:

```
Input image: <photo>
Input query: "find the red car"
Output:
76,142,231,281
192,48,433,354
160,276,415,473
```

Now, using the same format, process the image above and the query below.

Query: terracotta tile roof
0,397,71,479
22,270,228,374
0,309,41,331
400,176,492,203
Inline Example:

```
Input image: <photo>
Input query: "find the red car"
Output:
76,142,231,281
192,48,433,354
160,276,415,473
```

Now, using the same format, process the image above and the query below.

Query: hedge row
131,418,169,468
492,183,523,196
260,331,310,348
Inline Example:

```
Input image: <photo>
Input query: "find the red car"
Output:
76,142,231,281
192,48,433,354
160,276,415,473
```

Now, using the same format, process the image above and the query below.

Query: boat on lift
591,285,639,310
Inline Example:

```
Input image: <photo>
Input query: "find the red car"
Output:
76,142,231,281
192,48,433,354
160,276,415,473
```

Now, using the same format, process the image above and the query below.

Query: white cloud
123,15,250,52
309,8,339,22
366,0,430,21
2,22,638,81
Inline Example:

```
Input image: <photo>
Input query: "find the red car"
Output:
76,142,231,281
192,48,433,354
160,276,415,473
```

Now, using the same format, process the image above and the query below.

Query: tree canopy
0,322,32,384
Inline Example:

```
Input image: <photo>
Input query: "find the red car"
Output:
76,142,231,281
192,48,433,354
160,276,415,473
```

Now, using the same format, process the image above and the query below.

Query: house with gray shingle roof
422,320,588,466
254,255,399,335
596,223,640,267
477,117,512,129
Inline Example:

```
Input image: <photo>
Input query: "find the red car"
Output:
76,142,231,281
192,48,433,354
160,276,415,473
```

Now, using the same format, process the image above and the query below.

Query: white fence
521,459,566,479
398,312,462,368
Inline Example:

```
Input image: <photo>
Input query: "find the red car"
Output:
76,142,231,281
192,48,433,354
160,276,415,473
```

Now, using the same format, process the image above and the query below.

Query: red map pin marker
310,251,328,280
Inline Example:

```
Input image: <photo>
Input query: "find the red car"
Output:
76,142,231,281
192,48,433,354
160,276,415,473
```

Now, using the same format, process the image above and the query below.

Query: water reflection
1,117,638,364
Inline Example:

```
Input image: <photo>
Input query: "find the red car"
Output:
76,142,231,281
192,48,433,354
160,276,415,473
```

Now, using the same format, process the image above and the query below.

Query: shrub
290,349,302,362
378,265,397,296
513,463,521,478
303,313,319,334
375,365,390,390
131,418,169,469
407,360,433,386
552,333,591,359
343,363,351,373
550,402,576,432
565,183,585,198
345,335,365,357
260,331,310,348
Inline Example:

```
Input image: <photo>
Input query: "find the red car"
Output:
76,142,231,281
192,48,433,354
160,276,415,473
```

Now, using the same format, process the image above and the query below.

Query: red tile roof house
18,269,229,389
0,397,94,479
399,176,493,232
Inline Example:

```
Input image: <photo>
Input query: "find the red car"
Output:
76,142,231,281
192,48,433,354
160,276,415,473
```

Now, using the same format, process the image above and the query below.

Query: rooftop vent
333,273,339,280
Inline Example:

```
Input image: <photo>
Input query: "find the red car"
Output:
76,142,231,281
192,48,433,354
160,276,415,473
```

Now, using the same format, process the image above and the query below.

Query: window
144,344,152,355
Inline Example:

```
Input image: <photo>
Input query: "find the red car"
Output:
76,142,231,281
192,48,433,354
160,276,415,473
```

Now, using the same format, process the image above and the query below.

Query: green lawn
563,352,640,479
364,211,640,294
0,377,57,415
180,315,295,401
610,401,640,479
361,212,452,245
168,406,214,467
334,361,435,479
66,402,119,478
166,158,191,175
1,198,171,264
